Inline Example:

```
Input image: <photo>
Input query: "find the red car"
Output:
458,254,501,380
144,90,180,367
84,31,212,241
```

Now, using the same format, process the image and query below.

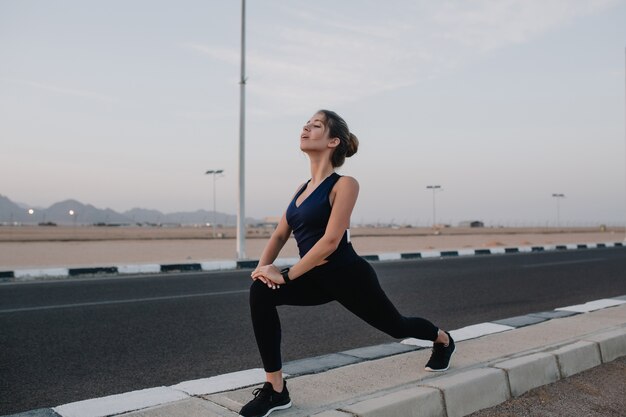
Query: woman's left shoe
239,381,292,417
424,331,455,372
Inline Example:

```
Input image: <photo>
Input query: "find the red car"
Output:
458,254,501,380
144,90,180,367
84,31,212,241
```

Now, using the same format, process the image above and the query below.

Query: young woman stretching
240,110,455,417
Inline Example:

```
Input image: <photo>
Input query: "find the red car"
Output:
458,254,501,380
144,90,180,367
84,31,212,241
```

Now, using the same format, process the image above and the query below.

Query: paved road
1,248,625,415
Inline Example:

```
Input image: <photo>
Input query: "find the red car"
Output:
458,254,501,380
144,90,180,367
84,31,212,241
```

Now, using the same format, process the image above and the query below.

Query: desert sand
1,225,624,270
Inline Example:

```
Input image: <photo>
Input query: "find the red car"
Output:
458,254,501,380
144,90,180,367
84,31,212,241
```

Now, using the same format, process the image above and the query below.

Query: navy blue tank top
286,172,358,263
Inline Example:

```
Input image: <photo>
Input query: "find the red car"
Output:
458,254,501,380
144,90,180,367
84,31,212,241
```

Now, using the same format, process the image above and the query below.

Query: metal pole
433,187,437,227
237,0,247,259
205,169,223,238
213,174,217,238
552,193,565,228
426,185,441,228
554,195,558,227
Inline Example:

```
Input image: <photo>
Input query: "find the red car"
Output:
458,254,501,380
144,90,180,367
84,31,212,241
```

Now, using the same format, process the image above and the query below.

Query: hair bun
346,132,359,158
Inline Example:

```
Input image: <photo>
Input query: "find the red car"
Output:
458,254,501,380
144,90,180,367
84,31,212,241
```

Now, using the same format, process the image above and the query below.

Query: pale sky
1,0,625,226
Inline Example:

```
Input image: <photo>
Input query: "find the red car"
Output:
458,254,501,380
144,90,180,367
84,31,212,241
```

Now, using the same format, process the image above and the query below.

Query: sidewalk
22,296,625,417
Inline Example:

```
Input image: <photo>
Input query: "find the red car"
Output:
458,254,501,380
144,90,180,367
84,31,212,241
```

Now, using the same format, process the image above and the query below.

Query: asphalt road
1,248,625,415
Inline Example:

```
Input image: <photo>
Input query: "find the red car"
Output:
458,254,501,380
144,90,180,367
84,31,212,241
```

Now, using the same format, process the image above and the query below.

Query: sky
1,0,625,227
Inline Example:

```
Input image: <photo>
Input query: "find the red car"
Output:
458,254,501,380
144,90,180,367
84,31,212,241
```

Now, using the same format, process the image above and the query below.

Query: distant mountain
123,208,164,224
45,200,132,224
0,194,262,226
0,195,31,223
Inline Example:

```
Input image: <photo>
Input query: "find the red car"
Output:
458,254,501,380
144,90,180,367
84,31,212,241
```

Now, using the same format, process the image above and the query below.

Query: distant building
459,220,484,228
250,216,279,229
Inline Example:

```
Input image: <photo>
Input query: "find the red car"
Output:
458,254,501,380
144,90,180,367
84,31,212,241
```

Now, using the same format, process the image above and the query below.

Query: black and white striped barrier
1,242,623,282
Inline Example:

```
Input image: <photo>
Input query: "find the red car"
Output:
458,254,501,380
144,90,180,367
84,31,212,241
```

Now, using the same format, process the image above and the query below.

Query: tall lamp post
552,193,565,228
236,0,247,259
426,185,442,228
205,169,224,238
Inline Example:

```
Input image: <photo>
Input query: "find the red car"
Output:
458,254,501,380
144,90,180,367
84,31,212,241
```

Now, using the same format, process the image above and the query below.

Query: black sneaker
239,381,292,417
424,331,455,372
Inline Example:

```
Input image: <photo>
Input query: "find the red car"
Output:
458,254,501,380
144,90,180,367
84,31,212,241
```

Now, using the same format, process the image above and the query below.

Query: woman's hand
251,264,285,289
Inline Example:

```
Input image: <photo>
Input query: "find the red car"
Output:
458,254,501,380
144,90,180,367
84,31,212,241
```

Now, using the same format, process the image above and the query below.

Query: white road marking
523,258,606,268
0,289,249,314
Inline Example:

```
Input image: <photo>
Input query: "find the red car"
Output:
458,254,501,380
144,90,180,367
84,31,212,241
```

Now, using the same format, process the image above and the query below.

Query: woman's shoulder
335,175,359,190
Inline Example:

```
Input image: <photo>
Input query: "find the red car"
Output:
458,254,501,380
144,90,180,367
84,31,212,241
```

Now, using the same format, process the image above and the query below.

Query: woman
240,110,455,417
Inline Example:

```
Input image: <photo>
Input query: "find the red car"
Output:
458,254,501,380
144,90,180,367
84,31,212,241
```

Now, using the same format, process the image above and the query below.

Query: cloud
429,0,619,51
187,0,620,116
0,78,119,104
184,43,239,66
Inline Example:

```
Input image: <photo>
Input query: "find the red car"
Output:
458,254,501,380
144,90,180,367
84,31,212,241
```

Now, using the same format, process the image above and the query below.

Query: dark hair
317,109,359,168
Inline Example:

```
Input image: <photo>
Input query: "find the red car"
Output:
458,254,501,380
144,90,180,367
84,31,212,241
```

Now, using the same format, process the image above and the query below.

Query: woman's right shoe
239,380,292,417
424,331,455,372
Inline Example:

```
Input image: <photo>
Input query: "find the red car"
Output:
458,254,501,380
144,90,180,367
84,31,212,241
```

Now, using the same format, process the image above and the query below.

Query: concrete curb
1,241,623,282
492,352,560,397
6,295,625,417
341,385,443,417
326,327,626,417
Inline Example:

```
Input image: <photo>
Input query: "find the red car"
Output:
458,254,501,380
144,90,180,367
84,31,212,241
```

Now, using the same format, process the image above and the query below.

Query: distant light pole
426,185,442,228
68,209,77,227
205,169,224,238
552,193,565,228
28,208,34,224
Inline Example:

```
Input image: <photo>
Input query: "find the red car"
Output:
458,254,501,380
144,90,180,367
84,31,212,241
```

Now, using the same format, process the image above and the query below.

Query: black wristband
280,267,292,285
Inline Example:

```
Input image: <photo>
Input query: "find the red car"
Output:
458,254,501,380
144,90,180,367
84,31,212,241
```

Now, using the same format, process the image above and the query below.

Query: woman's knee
249,279,274,308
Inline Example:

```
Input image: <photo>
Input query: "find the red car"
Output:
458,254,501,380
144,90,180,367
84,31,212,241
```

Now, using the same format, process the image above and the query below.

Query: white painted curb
14,268,69,279
401,322,514,347
556,298,626,313
171,368,270,396
378,252,402,261
117,264,161,274
53,387,189,417
200,260,238,271
274,257,300,268
451,322,514,342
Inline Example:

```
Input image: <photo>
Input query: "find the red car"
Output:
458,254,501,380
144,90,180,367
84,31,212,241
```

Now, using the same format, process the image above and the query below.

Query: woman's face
300,112,336,153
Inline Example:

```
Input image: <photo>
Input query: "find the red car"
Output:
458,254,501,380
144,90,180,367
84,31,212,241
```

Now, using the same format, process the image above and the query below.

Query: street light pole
426,185,442,228
236,0,247,260
205,169,224,238
552,193,565,228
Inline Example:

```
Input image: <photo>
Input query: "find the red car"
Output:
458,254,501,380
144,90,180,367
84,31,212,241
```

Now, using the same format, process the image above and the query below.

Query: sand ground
1,226,623,270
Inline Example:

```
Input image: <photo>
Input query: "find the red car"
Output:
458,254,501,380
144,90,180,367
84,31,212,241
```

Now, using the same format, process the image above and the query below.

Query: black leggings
249,257,439,372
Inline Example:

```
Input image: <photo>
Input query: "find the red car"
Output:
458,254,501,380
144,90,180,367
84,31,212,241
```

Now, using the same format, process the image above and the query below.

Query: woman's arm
252,176,359,285
257,212,292,267
251,212,292,287
250,183,304,286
